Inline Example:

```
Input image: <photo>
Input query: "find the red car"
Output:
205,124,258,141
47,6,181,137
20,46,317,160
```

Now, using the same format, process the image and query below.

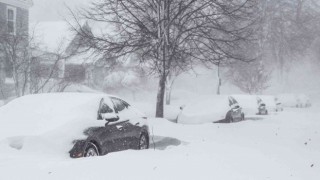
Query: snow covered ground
0,98,319,179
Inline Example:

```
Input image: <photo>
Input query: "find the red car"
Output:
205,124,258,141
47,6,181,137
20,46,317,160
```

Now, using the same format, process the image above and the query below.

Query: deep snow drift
0,94,319,180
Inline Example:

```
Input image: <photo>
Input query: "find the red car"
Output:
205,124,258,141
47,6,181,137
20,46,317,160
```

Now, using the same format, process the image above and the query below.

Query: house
0,0,33,99
33,20,146,93
33,21,110,87
34,21,117,88
0,0,33,34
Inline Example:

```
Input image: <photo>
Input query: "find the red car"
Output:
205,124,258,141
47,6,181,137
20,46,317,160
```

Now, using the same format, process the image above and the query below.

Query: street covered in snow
1,0,320,179
0,98,319,180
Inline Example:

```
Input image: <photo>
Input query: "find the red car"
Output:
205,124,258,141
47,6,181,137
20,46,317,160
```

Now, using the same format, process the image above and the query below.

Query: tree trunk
216,64,221,95
165,86,171,105
12,65,21,97
156,73,166,118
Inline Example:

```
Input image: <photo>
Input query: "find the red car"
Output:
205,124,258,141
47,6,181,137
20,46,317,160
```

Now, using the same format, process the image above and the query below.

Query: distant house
0,0,33,98
33,21,112,87
34,21,145,91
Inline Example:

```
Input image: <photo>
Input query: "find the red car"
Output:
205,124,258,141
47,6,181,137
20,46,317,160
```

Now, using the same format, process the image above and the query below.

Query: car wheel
138,133,149,150
84,142,99,157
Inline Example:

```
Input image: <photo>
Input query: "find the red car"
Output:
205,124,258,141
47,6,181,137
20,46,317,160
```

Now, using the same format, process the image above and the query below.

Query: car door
95,97,127,153
111,97,147,149
99,121,129,153
110,97,140,149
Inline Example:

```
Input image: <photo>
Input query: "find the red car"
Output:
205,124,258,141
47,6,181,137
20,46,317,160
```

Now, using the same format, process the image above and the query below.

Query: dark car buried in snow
257,103,268,115
0,93,149,158
225,96,245,123
256,97,268,115
69,96,150,158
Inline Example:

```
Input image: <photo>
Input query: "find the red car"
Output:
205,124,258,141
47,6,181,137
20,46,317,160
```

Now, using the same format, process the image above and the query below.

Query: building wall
0,1,30,99
0,3,6,25
0,2,29,34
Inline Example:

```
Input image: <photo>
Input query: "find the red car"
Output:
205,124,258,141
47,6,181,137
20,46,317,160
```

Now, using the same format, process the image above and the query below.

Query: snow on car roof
0,93,116,139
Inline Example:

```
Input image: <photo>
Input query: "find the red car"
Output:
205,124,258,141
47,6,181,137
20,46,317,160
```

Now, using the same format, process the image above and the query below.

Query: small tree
226,61,271,94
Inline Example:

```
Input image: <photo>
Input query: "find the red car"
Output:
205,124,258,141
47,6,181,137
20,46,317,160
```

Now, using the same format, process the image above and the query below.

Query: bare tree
226,60,271,94
0,22,32,97
70,0,258,117
256,0,320,81
0,24,75,98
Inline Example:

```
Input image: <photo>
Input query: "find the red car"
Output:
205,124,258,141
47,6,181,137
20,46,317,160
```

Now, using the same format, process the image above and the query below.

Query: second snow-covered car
0,93,149,158
256,97,268,115
177,95,245,124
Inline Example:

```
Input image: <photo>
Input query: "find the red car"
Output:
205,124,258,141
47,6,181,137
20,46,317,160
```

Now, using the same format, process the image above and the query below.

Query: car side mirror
99,112,120,122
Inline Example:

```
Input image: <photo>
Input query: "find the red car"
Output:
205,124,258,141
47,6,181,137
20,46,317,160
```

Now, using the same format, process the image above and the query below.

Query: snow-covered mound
232,94,259,115
277,93,311,108
177,95,231,124
0,93,111,157
258,95,278,111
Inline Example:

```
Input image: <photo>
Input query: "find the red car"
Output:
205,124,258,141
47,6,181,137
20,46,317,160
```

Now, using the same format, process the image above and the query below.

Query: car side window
111,97,130,113
99,98,113,113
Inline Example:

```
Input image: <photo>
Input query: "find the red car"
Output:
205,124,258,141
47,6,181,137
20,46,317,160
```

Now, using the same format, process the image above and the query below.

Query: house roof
32,20,135,66
0,0,33,9
31,21,75,52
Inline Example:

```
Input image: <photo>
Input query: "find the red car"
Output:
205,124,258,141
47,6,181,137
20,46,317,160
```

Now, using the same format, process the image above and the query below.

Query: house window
7,7,16,35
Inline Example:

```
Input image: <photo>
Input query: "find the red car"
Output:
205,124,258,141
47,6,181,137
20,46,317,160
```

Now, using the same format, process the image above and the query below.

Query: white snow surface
0,93,122,158
0,94,319,179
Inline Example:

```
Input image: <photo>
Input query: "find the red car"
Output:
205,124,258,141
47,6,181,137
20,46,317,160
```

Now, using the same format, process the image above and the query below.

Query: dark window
7,8,15,34
100,103,113,113
99,98,113,114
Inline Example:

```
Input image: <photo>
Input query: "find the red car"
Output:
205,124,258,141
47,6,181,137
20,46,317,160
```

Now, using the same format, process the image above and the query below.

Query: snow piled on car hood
177,95,231,124
0,93,109,158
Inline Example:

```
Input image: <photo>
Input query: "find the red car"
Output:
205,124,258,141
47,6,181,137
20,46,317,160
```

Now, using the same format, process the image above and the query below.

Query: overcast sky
30,0,90,22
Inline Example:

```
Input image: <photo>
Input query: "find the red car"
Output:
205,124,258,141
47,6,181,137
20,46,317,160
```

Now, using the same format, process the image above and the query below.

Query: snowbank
177,95,230,124
277,93,311,107
1,107,320,180
0,93,109,158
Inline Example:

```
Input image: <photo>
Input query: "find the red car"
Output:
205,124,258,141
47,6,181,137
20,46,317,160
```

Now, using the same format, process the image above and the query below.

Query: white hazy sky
30,0,90,22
